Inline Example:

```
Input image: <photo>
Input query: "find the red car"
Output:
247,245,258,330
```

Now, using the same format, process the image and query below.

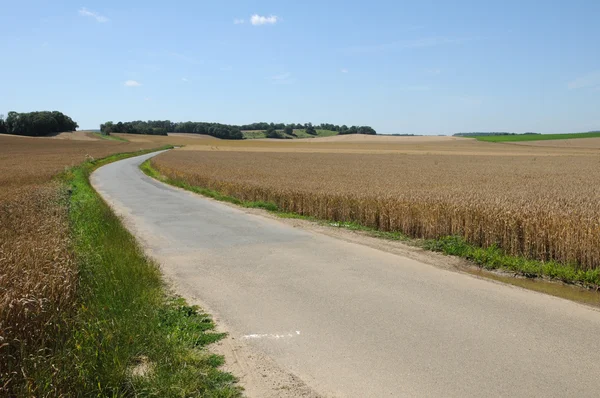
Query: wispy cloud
181,77,190,82
251,14,279,25
78,8,109,23
568,71,600,90
124,80,141,87
344,37,471,54
341,68,349,73
234,18,245,24
271,72,293,84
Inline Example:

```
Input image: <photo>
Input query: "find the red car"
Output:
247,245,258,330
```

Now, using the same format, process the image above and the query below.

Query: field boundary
141,158,600,293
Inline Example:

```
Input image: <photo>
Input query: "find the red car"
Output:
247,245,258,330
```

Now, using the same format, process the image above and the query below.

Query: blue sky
1,1,599,134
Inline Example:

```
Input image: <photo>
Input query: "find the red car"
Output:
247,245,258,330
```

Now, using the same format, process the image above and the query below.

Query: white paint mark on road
242,331,301,340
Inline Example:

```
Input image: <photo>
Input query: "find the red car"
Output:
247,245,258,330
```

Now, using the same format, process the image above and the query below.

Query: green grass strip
474,131,600,142
423,236,599,287
90,132,129,142
57,147,240,397
141,158,600,289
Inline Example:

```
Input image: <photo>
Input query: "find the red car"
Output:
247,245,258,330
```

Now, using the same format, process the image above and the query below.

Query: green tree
0,114,7,135
265,126,281,138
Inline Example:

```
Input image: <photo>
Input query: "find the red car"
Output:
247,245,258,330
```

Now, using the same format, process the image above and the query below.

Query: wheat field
0,134,163,392
151,138,600,271
3,131,600,390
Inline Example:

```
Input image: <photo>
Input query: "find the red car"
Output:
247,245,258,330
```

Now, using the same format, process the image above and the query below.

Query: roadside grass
474,131,600,142
91,132,129,142
423,236,599,287
141,159,600,290
141,159,278,212
57,147,240,397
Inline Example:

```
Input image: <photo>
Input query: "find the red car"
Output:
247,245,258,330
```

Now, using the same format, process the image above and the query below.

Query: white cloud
341,68,349,73
568,71,600,90
181,77,190,82
124,80,141,87
78,8,109,23
251,14,279,25
234,18,245,24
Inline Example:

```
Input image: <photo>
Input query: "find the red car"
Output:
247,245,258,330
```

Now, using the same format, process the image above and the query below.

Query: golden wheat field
3,131,600,389
0,133,166,390
151,136,600,271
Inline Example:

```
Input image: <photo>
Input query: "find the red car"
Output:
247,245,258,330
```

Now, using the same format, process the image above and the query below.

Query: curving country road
92,151,600,397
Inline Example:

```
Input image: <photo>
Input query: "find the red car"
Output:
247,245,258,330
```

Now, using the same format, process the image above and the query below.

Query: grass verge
53,147,240,397
141,158,600,290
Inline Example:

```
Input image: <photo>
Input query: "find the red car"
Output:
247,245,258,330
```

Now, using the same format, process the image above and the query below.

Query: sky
1,1,599,135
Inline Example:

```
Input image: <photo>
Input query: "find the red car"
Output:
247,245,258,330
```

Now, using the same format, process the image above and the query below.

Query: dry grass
0,135,160,393
151,141,600,272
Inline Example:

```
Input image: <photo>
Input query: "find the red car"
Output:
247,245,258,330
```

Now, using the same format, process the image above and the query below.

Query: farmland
0,133,239,396
4,130,600,394
148,135,600,284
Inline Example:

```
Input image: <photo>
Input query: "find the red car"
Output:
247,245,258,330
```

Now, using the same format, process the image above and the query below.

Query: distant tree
305,123,317,135
265,126,282,139
2,111,77,136
0,114,6,135
100,121,113,136
283,125,294,136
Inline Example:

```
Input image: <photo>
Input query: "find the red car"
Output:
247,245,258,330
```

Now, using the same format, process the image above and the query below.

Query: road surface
92,151,600,397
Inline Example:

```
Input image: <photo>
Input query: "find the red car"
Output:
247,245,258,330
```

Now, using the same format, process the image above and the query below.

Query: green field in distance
475,131,600,142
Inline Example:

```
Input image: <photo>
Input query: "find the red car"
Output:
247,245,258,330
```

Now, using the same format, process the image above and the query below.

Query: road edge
90,151,323,398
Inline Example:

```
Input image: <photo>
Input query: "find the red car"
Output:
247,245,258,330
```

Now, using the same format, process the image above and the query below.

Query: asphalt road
92,151,600,397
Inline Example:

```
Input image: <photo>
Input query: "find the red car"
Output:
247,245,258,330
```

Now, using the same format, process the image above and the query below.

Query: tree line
100,120,243,139
100,120,376,139
241,122,376,135
0,111,78,136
